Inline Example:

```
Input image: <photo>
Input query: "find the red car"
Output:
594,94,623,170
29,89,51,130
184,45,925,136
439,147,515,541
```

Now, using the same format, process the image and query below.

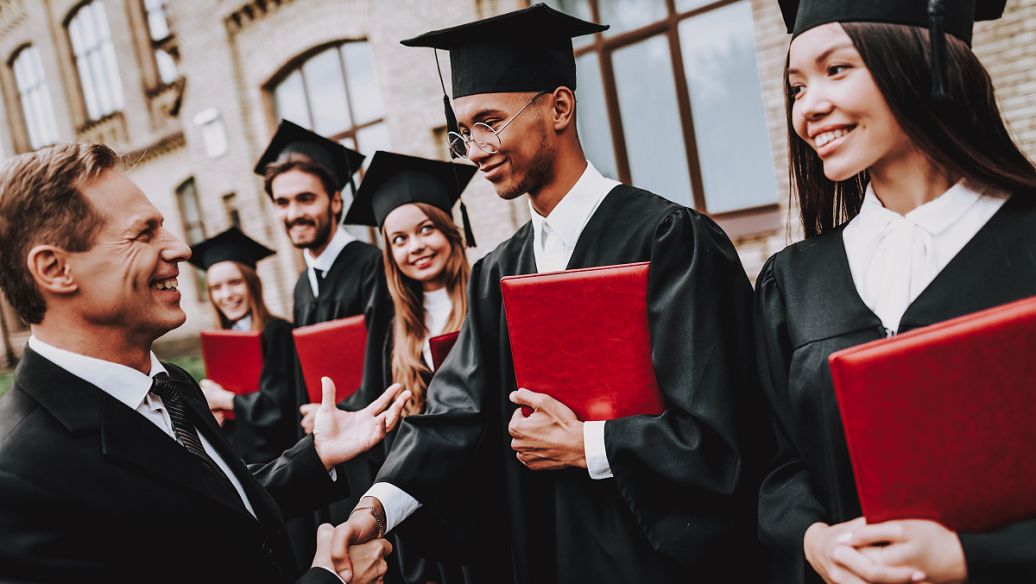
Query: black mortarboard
253,119,366,195
188,227,275,271
401,3,607,151
779,0,1008,99
343,151,479,246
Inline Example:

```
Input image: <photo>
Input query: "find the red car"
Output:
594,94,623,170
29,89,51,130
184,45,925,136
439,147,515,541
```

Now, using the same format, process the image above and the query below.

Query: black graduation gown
755,193,1036,584
376,185,765,584
223,318,299,465
288,239,392,568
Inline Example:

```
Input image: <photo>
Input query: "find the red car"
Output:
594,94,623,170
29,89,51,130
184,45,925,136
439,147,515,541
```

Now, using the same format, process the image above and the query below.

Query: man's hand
508,388,586,471
331,497,387,582
804,518,924,584
312,522,392,584
846,520,966,584
311,379,412,470
199,378,235,412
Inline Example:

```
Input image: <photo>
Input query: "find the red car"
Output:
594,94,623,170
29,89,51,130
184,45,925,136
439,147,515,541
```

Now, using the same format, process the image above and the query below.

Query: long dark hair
786,22,1036,238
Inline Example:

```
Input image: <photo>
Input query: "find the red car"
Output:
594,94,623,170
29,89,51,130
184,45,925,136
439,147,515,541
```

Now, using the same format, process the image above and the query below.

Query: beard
285,209,336,251
497,126,555,201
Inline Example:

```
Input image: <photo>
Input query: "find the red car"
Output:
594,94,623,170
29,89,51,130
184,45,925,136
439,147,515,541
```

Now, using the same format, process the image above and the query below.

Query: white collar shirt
303,226,356,297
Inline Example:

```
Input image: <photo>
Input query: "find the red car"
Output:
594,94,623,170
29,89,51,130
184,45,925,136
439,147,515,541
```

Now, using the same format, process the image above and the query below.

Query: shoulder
763,227,846,285
472,221,534,284
347,240,382,263
0,386,42,447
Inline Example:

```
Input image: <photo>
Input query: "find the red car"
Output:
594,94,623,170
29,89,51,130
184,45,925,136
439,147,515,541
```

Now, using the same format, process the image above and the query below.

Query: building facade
0,0,1034,365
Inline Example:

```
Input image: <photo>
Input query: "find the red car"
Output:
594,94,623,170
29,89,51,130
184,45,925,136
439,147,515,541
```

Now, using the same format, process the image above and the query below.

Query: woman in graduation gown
757,1,1036,582
302,151,480,584
189,227,300,465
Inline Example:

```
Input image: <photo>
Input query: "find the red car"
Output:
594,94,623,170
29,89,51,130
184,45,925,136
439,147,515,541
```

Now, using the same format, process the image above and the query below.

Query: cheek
391,245,409,268
427,234,451,257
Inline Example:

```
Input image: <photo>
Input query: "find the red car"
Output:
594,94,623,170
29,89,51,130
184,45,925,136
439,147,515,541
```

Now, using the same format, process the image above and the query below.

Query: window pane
155,49,178,84
302,48,351,136
542,0,597,47
574,53,618,180
612,35,693,207
144,0,171,41
355,122,391,168
679,1,778,213
14,48,58,148
102,41,124,110
69,1,122,120
341,42,384,125
675,0,717,12
599,0,667,36
274,70,311,129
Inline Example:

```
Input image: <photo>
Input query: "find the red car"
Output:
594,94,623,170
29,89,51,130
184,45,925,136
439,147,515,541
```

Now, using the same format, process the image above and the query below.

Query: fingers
844,521,910,547
366,383,403,415
300,404,318,415
509,388,550,412
831,545,920,584
507,406,526,438
320,377,337,412
331,522,357,582
382,390,411,431
311,523,335,570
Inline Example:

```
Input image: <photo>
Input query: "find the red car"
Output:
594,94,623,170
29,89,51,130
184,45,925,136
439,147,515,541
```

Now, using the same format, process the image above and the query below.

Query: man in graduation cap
256,121,394,567
330,5,765,583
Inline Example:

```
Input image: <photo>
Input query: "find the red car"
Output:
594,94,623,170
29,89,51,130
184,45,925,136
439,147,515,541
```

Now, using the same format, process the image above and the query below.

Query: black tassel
928,0,949,101
435,50,461,158
460,199,477,248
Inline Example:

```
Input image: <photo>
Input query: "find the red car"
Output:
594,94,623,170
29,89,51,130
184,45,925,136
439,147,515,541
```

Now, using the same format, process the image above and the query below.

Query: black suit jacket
0,348,345,584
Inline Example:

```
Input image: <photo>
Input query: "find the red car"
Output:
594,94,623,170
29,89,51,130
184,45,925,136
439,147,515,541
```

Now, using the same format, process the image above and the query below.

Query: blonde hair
382,203,470,415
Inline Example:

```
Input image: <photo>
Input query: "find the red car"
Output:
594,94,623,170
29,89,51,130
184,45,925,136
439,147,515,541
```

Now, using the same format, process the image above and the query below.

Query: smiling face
270,168,342,250
383,203,452,290
67,169,191,341
787,23,915,181
453,91,554,200
206,261,251,323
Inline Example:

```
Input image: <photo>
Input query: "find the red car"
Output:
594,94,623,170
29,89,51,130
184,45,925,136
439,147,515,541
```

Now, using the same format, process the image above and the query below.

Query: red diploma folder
829,295,1036,532
501,262,665,421
429,331,460,371
199,330,264,420
292,315,367,404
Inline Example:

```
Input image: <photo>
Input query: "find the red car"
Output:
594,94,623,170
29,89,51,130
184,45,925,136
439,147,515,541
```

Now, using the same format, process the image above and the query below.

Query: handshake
311,497,390,584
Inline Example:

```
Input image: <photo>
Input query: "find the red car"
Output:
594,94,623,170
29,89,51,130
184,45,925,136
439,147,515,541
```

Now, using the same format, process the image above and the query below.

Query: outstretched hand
310,379,412,470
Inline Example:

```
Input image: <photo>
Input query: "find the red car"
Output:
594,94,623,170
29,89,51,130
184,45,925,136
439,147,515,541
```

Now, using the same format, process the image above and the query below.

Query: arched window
271,41,391,162
11,46,59,149
67,1,124,121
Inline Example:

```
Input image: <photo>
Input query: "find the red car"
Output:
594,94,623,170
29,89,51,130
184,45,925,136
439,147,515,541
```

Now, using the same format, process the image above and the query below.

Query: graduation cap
253,119,366,196
401,3,608,149
343,151,479,247
779,0,1008,99
188,227,275,272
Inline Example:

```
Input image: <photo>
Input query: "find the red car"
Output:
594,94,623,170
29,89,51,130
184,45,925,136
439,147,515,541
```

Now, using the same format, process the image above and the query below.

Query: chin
821,161,865,183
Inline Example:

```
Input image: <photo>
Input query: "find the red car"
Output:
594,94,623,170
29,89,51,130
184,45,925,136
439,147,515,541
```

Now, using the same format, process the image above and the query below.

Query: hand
300,405,317,435
199,378,235,412
313,522,392,584
805,518,923,584
845,520,966,584
331,497,387,582
311,379,412,470
508,388,586,471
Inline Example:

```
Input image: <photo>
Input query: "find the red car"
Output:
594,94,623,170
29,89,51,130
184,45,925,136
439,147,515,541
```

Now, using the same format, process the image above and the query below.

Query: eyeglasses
447,91,549,159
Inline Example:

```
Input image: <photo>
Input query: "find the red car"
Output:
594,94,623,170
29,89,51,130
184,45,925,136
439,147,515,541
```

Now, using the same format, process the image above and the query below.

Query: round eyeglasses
447,91,549,160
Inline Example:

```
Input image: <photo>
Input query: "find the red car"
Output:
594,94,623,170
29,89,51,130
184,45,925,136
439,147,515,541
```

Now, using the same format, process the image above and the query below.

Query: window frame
65,0,125,124
9,44,59,150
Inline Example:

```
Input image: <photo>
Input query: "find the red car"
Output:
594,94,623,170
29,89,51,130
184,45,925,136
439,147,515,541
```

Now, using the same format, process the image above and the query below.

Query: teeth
151,278,178,291
815,128,851,148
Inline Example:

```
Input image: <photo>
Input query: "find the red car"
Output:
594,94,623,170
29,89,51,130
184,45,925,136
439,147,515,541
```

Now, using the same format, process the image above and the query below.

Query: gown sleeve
232,320,298,460
958,517,1036,581
602,208,764,566
754,254,828,584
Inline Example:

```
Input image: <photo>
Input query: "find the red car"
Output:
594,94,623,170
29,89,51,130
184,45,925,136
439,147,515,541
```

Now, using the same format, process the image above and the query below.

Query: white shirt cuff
328,468,337,482
364,482,421,534
583,420,613,480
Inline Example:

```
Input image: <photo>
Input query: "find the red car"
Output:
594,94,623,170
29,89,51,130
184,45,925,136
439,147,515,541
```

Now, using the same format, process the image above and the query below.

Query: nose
468,141,493,166
798,86,834,123
285,200,305,222
407,234,427,256
161,229,191,263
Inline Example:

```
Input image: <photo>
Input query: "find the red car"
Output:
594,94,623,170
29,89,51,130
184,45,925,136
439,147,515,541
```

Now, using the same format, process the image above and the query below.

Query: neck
306,226,338,259
33,319,154,374
527,148,588,218
422,280,446,292
869,149,958,215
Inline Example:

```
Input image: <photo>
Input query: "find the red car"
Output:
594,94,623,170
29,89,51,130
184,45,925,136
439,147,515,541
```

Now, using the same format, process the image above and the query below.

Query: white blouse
842,180,1008,334
421,287,453,368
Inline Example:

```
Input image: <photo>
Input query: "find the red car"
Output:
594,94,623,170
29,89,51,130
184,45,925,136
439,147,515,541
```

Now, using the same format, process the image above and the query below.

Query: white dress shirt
27,335,257,518
230,315,253,331
842,180,1007,335
364,161,622,534
303,226,356,297
421,287,453,369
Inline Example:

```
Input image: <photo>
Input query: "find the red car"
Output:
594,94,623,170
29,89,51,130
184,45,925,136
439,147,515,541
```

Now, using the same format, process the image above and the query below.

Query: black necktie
314,267,326,282
149,374,238,495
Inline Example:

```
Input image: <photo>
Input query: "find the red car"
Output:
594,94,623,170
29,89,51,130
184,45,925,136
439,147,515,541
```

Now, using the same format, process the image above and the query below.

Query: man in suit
0,143,405,583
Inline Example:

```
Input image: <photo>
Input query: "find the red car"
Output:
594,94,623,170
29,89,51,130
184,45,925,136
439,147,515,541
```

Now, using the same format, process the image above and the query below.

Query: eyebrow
787,42,856,76
125,216,161,236
459,108,507,130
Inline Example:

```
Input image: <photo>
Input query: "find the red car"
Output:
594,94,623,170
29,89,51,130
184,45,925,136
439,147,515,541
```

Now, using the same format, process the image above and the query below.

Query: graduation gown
223,318,299,465
288,239,392,567
755,193,1036,584
376,185,765,584
0,350,347,584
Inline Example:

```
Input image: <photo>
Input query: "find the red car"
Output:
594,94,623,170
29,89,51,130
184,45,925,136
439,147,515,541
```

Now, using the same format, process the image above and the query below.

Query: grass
0,369,12,399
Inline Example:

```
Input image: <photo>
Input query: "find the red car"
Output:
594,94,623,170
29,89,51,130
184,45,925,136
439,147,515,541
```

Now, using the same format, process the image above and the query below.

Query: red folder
429,331,460,371
501,262,665,421
199,330,264,420
829,295,1036,532
292,315,367,404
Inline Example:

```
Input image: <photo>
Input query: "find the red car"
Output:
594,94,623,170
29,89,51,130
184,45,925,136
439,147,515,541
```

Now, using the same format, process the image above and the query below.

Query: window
270,41,389,240
176,178,207,300
543,0,779,231
222,193,241,228
142,0,178,85
11,46,59,149
68,1,124,121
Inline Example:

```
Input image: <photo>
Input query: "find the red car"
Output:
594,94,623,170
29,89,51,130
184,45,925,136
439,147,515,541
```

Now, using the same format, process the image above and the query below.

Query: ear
27,245,78,296
330,190,344,218
550,87,577,132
